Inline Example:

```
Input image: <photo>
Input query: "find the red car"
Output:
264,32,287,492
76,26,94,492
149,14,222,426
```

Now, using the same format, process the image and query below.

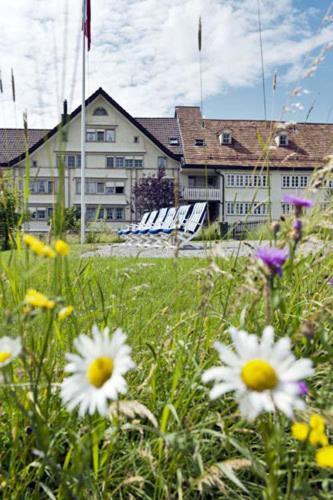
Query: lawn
0,228,332,498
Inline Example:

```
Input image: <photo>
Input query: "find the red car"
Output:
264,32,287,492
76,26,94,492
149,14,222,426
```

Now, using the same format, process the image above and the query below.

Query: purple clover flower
256,247,288,276
298,381,309,396
293,219,302,231
283,195,314,209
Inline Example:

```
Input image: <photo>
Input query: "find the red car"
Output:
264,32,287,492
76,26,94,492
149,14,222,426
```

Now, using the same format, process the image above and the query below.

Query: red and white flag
83,0,91,51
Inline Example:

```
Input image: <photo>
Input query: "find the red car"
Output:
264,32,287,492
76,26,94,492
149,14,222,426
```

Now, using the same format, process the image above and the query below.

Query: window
125,159,133,168
86,128,115,142
282,175,308,189
76,180,124,195
226,201,267,216
96,130,105,142
116,157,124,168
57,154,81,169
281,203,292,215
169,137,179,146
67,156,75,168
187,176,218,188
134,136,139,143
226,174,267,188
32,160,37,168
134,159,143,168
97,182,105,194
30,180,55,194
220,130,232,145
93,107,108,116
278,133,288,147
31,207,53,220
85,206,124,221
106,157,114,169
195,139,205,146
158,156,167,169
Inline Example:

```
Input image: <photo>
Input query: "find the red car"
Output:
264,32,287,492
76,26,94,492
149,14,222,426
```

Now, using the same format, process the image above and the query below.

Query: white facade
7,91,327,233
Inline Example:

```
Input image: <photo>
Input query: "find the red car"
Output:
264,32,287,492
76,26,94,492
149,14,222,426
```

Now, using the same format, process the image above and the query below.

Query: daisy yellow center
0,352,11,363
87,356,113,388
241,359,278,392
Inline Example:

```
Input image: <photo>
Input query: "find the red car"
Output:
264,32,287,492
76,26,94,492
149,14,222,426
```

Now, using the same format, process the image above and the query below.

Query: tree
132,169,180,217
0,175,22,251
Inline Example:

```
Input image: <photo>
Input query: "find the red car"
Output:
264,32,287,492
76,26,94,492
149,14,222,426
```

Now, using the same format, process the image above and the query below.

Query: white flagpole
80,0,86,244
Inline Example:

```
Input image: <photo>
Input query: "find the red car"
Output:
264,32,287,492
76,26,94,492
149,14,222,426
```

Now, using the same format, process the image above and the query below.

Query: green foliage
62,206,81,233
0,175,21,250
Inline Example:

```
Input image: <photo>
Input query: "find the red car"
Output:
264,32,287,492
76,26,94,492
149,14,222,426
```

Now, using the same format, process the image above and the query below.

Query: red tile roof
177,109,333,169
136,117,182,155
0,128,49,164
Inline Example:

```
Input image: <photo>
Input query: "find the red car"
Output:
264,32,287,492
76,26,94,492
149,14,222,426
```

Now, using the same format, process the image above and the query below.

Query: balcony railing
182,187,221,201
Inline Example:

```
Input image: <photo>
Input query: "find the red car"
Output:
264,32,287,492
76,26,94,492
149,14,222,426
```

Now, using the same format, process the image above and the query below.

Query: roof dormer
219,129,232,145
276,131,288,147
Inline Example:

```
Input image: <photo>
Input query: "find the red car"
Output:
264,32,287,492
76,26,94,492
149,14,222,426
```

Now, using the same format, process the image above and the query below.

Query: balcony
182,187,221,201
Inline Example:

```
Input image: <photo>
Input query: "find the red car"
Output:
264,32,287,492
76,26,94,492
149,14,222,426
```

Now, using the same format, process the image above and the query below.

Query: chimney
61,99,68,124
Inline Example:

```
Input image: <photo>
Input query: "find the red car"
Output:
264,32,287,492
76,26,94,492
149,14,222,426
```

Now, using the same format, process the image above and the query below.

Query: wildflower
25,289,55,310
58,305,73,321
61,325,135,416
41,245,55,258
310,414,325,433
55,240,70,256
283,195,314,217
256,247,288,276
316,446,333,468
291,422,309,441
292,414,328,446
202,326,313,421
23,234,55,258
23,235,45,256
297,381,308,395
0,337,22,367
327,277,333,286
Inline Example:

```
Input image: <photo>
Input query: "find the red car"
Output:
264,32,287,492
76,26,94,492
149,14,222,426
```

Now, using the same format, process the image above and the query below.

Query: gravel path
83,238,328,259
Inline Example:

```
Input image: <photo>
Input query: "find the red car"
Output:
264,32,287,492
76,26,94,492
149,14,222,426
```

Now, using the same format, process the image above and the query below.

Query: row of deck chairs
117,202,207,248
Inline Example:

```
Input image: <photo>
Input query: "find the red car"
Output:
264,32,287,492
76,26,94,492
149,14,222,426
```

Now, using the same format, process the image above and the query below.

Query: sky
0,0,333,129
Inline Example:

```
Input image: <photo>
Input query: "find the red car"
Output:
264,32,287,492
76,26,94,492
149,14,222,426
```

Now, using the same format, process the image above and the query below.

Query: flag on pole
11,68,16,102
198,16,202,52
83,0,91,51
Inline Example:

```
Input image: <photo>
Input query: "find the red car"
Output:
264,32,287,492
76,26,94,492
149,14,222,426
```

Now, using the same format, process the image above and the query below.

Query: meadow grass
0,223,332,498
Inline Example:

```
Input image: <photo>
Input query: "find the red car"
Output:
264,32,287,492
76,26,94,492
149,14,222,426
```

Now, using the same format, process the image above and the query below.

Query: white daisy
0,336,22,367
61,325,135,417
202,326,313,421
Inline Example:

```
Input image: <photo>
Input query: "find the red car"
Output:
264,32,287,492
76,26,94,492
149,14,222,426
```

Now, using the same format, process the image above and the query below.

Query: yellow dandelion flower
55,240,70,256
41,245,55,258
310,414,325,432
291,422,309,441
23,234,36,246
25,289,55,310
315,446,333,468
58,305,74,321
309,429,328,447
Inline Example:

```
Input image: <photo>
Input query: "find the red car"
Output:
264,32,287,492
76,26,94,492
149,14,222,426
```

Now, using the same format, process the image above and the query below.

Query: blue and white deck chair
135,207,169,246
158,204,192,247
177,202,207,247
117,212,149,241
129,209,159,245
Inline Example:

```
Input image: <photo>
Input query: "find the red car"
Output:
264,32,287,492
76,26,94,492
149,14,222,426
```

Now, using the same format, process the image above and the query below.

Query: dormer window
93,107,108,116
195,139,205,146
219,130,232,145
169,137,179,146
277,132,288,147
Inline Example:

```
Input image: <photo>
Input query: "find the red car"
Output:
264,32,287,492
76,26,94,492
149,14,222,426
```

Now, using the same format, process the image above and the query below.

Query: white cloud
0,0,332,127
